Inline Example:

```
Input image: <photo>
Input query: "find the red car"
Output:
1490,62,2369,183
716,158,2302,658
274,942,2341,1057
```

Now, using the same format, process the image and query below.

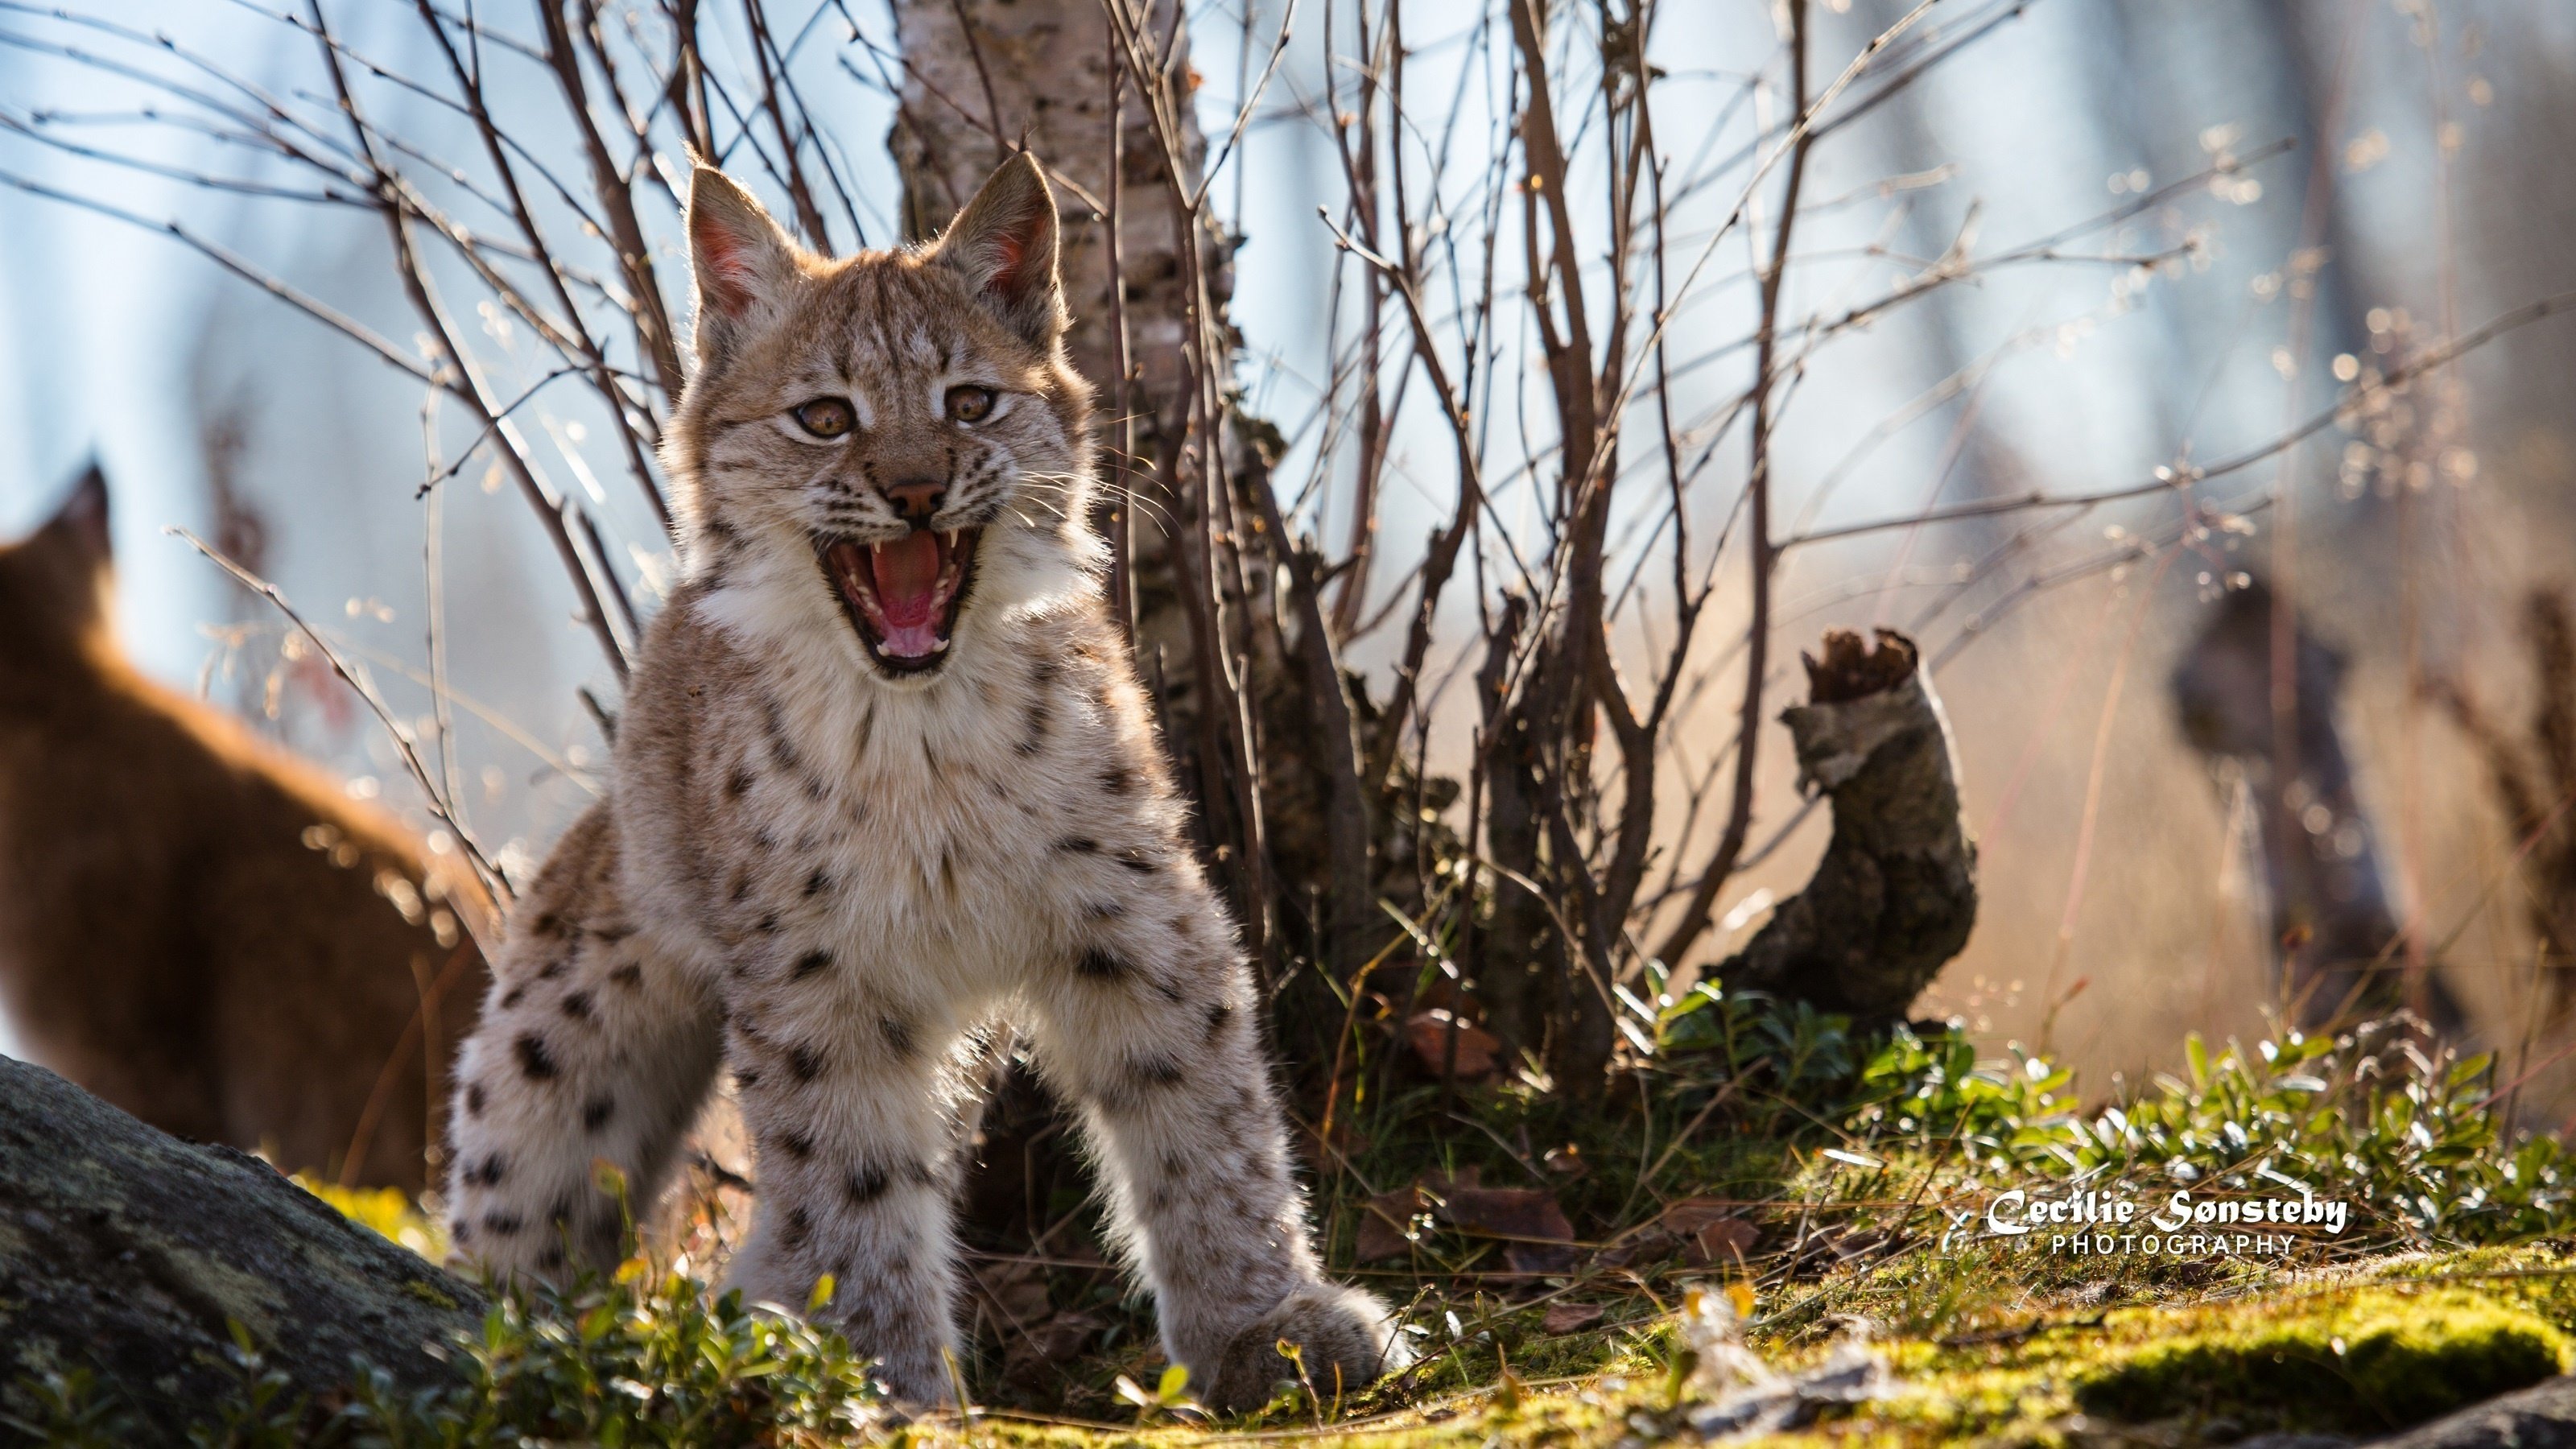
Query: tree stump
0,1055,477,1438
1717,629,1979,1026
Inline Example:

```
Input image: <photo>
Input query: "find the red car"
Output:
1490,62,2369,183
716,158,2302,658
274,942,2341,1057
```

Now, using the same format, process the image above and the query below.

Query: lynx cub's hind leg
1022,895,1405,1412
446,807,724,1281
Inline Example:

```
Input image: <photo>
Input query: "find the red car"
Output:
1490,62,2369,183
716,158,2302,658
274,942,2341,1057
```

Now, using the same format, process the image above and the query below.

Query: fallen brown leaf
1436,1185,1564,1238
1542,1302,1607,1335
1658,1197,1759,1265
1356,1169,1486,1261
1596,1224,1678,1269
1658,1196,1740,1236
1686,1216,1760,1267
1355,1188,1424,1261
1405,1009,1501,1079
1439,1185,1577,1275
1003,1310,1107,1377
972,1257,1051,1323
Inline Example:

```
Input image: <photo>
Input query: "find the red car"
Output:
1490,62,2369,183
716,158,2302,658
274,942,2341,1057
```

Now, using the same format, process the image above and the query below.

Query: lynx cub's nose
883,477,946,522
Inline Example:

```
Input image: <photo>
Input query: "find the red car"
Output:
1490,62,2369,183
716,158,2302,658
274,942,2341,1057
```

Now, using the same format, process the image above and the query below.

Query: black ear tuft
932,152,1066,349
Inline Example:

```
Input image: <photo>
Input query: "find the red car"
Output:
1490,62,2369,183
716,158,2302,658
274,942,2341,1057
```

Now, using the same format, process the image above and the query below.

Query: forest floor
869,1001,2576,1447
42,999,2575,1446
940,1242,2576,1448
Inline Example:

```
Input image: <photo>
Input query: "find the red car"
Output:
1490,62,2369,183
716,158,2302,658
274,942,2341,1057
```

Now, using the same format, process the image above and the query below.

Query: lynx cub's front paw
1199,1281,1409,1412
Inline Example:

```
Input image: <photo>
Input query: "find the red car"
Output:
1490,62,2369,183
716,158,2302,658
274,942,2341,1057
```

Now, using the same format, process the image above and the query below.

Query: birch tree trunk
888,0,1220,765
890,0,1379,1053
889,0,1199,440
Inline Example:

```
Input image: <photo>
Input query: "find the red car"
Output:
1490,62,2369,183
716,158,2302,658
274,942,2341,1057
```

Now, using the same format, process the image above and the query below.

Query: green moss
403,1278,460,1311
2074,1290,2570,1434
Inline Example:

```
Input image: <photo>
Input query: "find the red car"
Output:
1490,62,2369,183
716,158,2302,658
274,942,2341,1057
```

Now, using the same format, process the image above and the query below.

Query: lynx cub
444,155,1401,1408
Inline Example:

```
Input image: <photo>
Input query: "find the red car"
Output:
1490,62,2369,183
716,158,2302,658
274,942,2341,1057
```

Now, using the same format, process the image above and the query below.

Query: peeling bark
1715,630,1979,1026
0,1056,477,1439
888,0,1204,423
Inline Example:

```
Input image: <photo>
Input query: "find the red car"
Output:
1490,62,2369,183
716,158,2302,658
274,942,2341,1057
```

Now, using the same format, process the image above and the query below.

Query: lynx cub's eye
791,398,857,439
944,386,996,423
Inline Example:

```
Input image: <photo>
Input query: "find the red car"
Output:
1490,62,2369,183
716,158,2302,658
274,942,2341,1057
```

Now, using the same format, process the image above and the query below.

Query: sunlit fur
443,156,1402,1410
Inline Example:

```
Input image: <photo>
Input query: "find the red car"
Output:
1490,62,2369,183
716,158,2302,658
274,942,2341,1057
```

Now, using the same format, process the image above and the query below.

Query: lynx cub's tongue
872,531,945,655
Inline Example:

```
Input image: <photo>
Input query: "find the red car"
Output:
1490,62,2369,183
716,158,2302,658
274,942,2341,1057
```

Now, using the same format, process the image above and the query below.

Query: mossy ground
22,1013,2576,1445
256,1138,2576,1447
864,1247,2576,1449
28,1197,2576,1447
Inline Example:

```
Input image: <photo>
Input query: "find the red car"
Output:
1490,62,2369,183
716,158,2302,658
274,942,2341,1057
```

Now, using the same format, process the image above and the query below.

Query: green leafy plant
0,1368,138,1448
9,1258,881,1447
344,1262,881,1447
1649,976,2574,1249
1938,1018,2574,1245
1113,1363,1200,1424
190,1322,305,1449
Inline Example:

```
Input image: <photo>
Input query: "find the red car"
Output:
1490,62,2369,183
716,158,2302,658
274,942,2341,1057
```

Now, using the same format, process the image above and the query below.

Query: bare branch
174,528,513,920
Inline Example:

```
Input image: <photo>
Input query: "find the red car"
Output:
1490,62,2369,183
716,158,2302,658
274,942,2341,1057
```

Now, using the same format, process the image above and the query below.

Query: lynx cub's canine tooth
444,154,1403,1410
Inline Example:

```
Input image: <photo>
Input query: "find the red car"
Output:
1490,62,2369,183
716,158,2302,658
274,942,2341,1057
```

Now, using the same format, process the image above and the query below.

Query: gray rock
0,1055,481,1438
2370,1375,2576,1449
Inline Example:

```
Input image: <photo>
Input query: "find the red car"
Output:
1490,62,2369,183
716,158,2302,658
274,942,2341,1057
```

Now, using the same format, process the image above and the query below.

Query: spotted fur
444,155,1401,1410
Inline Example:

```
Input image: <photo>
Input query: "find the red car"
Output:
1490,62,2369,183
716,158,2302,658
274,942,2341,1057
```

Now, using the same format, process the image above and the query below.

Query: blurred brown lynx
0,469,488,1190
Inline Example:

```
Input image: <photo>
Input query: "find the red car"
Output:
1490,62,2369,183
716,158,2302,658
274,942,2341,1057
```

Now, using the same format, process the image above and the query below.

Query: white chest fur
627,594,1129,1026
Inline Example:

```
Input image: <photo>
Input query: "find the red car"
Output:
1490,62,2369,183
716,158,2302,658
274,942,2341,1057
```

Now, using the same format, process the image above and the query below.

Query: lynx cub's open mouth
817,527,980,673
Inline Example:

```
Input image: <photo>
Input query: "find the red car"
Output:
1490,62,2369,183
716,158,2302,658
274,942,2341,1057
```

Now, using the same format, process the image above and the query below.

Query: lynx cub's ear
687,167,800,363
932,152,1066,349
